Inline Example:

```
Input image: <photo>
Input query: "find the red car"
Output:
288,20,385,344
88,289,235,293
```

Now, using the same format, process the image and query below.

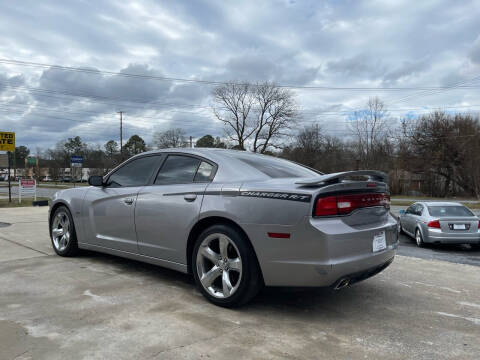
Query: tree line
10,81,480,198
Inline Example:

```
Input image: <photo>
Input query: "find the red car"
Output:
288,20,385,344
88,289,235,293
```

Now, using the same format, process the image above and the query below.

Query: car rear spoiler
295,170,387,186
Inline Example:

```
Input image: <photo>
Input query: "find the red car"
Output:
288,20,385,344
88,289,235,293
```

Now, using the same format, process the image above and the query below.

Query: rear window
229,153,321,178
427,206,474,217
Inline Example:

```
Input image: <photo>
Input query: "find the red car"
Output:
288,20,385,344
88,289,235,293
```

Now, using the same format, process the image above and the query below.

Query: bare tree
349,97,389,167
212,83,254,150
252,83,298,153
153,128,187,148
212,82,298,152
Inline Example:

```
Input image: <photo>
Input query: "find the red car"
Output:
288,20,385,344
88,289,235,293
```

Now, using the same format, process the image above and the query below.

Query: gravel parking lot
1,207,479,359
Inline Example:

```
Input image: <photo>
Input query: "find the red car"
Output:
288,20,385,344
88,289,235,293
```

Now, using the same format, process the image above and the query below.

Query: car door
412,203,424,231
402,204,415,234
135,154,217,264
82,155,162,253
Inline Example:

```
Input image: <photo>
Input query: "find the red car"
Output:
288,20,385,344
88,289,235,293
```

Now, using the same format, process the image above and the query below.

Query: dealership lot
1,207,479,359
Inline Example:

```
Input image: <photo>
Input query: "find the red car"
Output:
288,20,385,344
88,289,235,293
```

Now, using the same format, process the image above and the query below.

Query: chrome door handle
124,197,134,205
184,194,197,202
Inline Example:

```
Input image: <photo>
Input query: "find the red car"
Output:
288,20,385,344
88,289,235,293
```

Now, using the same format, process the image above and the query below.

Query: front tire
415,229,424,248
192,224,263,307
50,206,79,257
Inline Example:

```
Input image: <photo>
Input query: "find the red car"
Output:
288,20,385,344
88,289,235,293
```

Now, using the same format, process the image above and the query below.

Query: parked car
62,176,72,182
399,202,480,248
49,149,398,307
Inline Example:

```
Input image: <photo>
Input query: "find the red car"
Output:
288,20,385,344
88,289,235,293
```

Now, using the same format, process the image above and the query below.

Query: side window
194,161,214,182
406,205,414,214
416,204,424,216
155,155,201,185
107,156,159,187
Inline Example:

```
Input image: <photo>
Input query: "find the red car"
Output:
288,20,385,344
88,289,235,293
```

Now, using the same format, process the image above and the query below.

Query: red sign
20,179,35,188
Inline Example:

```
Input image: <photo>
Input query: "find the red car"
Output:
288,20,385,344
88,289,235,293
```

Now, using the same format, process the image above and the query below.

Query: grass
0,197,50,208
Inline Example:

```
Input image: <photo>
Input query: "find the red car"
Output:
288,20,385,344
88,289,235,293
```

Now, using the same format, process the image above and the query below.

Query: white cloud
0,0,478,149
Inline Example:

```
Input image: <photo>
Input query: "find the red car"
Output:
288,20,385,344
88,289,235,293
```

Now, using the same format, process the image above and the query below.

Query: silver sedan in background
399,202,480,248
49,149,398,307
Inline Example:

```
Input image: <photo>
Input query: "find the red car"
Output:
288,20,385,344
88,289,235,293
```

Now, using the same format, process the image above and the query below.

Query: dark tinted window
108,156,159,187
155,155,200,184
194,161,214,182
428,206,474,217
229,153,321,178
414,204,424,215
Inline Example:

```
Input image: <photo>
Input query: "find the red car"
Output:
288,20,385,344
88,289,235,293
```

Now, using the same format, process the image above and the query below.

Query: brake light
427,220,441,228
478,220,480,229
314,193,390,217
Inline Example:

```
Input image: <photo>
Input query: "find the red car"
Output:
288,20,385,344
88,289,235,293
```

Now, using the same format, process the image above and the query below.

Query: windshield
228,153,322,179
427,205,474,217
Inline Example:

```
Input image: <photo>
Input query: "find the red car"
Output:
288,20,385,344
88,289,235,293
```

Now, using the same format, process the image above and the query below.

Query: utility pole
118,111,124,160
189,136,193,148
7,151,11,203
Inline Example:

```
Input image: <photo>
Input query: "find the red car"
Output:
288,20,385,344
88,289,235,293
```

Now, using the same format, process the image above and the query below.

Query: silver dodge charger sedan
49,149,398,307
399,201,480,248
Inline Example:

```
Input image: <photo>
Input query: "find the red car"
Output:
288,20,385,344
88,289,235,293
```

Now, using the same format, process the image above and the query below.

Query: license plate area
373,231,387,252
449,223,469,230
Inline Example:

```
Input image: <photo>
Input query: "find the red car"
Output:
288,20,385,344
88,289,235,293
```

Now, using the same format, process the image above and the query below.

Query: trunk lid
437,217,479,233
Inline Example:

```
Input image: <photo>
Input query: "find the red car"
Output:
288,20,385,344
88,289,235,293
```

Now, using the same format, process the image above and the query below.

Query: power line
2,58,480,91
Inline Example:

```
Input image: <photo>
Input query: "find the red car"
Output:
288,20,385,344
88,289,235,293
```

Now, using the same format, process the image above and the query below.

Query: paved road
397,233,480,267
1,207,480,359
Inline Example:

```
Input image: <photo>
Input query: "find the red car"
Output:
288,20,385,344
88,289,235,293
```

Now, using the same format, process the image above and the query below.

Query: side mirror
399,210,405,215
88,176,104,187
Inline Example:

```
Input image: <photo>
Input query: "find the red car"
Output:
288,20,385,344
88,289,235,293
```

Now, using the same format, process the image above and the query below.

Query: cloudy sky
0,0,479,151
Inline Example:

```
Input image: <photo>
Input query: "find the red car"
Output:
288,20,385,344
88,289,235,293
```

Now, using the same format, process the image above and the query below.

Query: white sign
372,231,387,252
19,179,36,203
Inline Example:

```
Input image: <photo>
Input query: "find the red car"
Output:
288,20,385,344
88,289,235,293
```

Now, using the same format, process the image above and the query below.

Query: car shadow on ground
74,249,396,314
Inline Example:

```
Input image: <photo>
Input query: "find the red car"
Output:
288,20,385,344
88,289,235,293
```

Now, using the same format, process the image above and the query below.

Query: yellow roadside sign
0,131,15,151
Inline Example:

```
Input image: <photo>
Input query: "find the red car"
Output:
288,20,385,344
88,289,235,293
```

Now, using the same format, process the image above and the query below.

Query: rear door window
155,155,201,185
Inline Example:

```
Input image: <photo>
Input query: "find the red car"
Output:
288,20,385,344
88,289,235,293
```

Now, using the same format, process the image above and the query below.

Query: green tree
64,136,84,155
196,135,215,148
196,135,227,148
14,145,30,168
124,135,147,156
104,140,119,157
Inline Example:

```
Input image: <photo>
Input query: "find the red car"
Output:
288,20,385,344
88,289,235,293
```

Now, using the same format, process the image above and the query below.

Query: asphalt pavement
397,233,480,267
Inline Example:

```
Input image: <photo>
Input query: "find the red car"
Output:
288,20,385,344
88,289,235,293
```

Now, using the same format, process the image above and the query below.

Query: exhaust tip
334,278,350,290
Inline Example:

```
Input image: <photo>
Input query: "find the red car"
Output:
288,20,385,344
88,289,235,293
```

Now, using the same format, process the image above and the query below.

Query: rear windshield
229,153,322,178
427,206,474,217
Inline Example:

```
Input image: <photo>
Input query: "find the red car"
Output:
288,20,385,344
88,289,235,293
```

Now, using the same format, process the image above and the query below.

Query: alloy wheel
51,211,71,252
196,233,243,298
415,230,422,246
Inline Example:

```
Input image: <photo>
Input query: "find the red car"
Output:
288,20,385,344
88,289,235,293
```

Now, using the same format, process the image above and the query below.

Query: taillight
314,193,390,217
477,220,480,229
427,220,441,228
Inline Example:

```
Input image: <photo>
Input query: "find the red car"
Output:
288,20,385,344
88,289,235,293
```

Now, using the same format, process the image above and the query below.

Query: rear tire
192,224,263,307
415,229,424,248
50,206,79,257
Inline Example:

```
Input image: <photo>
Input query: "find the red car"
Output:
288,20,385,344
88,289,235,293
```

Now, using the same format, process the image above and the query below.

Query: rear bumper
245,209,399,287
425,229,480,244
332,256,394,289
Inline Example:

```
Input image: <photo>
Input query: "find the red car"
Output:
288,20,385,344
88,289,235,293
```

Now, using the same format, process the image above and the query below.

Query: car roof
135,148,319,183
